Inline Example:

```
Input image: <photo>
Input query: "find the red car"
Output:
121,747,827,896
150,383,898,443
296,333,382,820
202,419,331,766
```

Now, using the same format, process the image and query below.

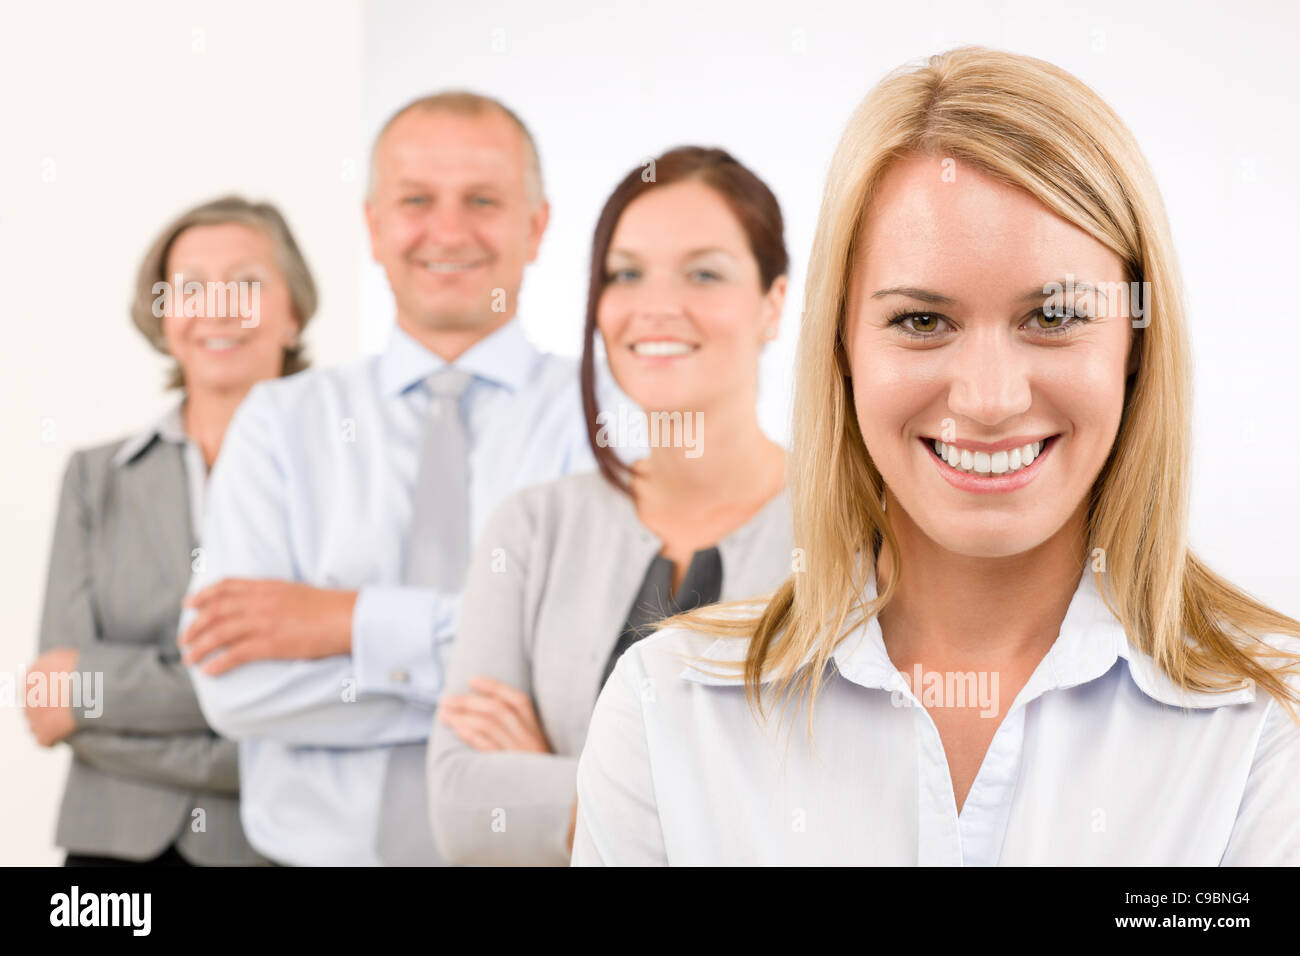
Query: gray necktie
402,367,474,588
377,366,474,866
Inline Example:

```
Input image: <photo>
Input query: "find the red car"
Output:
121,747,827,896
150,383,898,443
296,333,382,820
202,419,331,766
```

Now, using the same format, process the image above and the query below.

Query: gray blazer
427,469,794,865
38,431,265,865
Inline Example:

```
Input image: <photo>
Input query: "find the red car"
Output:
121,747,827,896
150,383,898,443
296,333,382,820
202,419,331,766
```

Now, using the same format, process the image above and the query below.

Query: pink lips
923,435,1059,494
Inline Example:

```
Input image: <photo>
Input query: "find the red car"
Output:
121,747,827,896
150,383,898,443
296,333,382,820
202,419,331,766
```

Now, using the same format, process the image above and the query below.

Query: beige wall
0,0,363,865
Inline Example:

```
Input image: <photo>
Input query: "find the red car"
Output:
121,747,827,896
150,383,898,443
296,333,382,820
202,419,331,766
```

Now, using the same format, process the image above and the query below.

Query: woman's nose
629,275,687,321
945,333,1033,426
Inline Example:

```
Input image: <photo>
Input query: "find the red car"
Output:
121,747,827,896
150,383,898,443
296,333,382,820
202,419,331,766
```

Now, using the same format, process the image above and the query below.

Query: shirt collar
680,564,1256,710
111,395,189,467
377,317,539,397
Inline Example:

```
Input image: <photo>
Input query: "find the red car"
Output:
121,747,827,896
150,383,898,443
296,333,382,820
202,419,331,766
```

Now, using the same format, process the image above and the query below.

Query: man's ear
526,199,551,263
364,198,382,264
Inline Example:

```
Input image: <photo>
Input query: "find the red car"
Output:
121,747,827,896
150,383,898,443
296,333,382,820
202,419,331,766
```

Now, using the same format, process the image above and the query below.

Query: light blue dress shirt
182,317,599,866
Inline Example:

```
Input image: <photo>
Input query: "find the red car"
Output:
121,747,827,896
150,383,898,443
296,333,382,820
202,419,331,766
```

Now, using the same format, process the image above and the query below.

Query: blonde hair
131,195,317,389
367,90,544,206
662,46,1300,734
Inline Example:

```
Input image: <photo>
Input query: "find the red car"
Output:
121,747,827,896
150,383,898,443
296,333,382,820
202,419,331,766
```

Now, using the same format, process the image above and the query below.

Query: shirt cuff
351,585,455,703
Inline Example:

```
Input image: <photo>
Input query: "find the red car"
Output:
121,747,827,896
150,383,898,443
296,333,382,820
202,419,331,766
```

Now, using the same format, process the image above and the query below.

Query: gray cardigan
37,431,265,865
427,469,794,865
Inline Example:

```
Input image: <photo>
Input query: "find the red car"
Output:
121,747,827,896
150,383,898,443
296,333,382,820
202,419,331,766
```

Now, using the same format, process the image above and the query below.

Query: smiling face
365,107,548,335
844,154,1138,559
597,179,785,416
161,222,299,394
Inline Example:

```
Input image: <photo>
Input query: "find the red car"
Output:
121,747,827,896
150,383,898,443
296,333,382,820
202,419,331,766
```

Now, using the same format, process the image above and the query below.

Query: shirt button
390,668,410,684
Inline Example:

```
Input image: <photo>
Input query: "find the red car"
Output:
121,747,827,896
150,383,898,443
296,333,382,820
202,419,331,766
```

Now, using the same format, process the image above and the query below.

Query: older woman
427,146,795,865
572,48,1300,865
24,195,317,865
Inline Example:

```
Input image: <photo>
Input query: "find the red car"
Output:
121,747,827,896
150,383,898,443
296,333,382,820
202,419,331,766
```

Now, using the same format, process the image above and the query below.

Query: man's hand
24,647,80,746
180,579,357,676
438,676,551,753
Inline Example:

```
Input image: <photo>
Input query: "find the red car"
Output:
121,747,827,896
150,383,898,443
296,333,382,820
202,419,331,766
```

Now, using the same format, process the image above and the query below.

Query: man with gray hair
179,92,599,865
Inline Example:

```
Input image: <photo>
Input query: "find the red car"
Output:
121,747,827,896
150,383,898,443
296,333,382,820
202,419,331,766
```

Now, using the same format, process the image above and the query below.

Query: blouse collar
680,564,1257,710
111,394,189,467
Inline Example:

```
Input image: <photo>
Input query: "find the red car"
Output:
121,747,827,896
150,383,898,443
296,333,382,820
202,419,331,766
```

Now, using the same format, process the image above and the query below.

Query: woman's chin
900,510,1056,560
182,363,269,394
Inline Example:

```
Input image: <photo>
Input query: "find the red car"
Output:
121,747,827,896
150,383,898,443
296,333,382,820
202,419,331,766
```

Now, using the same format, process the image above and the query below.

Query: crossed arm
178,384,458,748
427,491,583,865
25,450,237,793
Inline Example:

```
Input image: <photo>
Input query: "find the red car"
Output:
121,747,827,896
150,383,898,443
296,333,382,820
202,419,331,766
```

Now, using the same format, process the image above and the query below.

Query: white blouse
571,566,1300,865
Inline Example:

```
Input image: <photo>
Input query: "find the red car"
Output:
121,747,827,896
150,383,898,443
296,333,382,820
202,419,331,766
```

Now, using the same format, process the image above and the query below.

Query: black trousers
64,845,192,867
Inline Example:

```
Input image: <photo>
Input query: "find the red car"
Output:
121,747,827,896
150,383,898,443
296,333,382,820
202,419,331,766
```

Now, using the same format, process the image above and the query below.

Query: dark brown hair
580,146,788,496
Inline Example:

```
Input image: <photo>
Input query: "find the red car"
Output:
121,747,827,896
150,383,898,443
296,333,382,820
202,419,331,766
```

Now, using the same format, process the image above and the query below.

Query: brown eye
1029,307,1091,337
887,311,949,338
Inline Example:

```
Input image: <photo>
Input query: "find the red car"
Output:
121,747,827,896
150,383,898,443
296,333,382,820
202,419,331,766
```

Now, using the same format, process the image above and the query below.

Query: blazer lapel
578,535,665,714
122,441,196,592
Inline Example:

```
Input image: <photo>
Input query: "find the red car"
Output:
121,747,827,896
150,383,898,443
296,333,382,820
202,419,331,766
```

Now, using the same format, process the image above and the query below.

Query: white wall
0,0,364,865
364,0,1300,608
4,0,1297,866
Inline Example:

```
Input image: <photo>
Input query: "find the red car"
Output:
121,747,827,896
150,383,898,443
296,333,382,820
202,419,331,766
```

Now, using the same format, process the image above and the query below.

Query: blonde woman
572,48,1300,866
25,196,313,865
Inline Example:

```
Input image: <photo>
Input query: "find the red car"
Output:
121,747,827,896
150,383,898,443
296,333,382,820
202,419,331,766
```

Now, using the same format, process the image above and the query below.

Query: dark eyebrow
871,281,1102,306
870,287,958,305
1033,280,1097,299
606,247,736,261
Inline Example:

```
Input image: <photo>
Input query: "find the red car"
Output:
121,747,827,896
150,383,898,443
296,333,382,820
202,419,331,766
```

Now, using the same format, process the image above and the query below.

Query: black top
599,546,724,690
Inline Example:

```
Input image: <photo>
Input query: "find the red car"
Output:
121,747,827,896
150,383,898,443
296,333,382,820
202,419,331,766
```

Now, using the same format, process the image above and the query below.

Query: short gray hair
367,91,544,206
130,195,318,390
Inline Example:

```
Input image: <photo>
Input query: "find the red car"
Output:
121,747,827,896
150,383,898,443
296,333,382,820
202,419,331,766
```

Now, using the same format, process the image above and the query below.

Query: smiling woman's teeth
424,261,480,273
933,439,1045,475
631,341,694,356
202,338,241,351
